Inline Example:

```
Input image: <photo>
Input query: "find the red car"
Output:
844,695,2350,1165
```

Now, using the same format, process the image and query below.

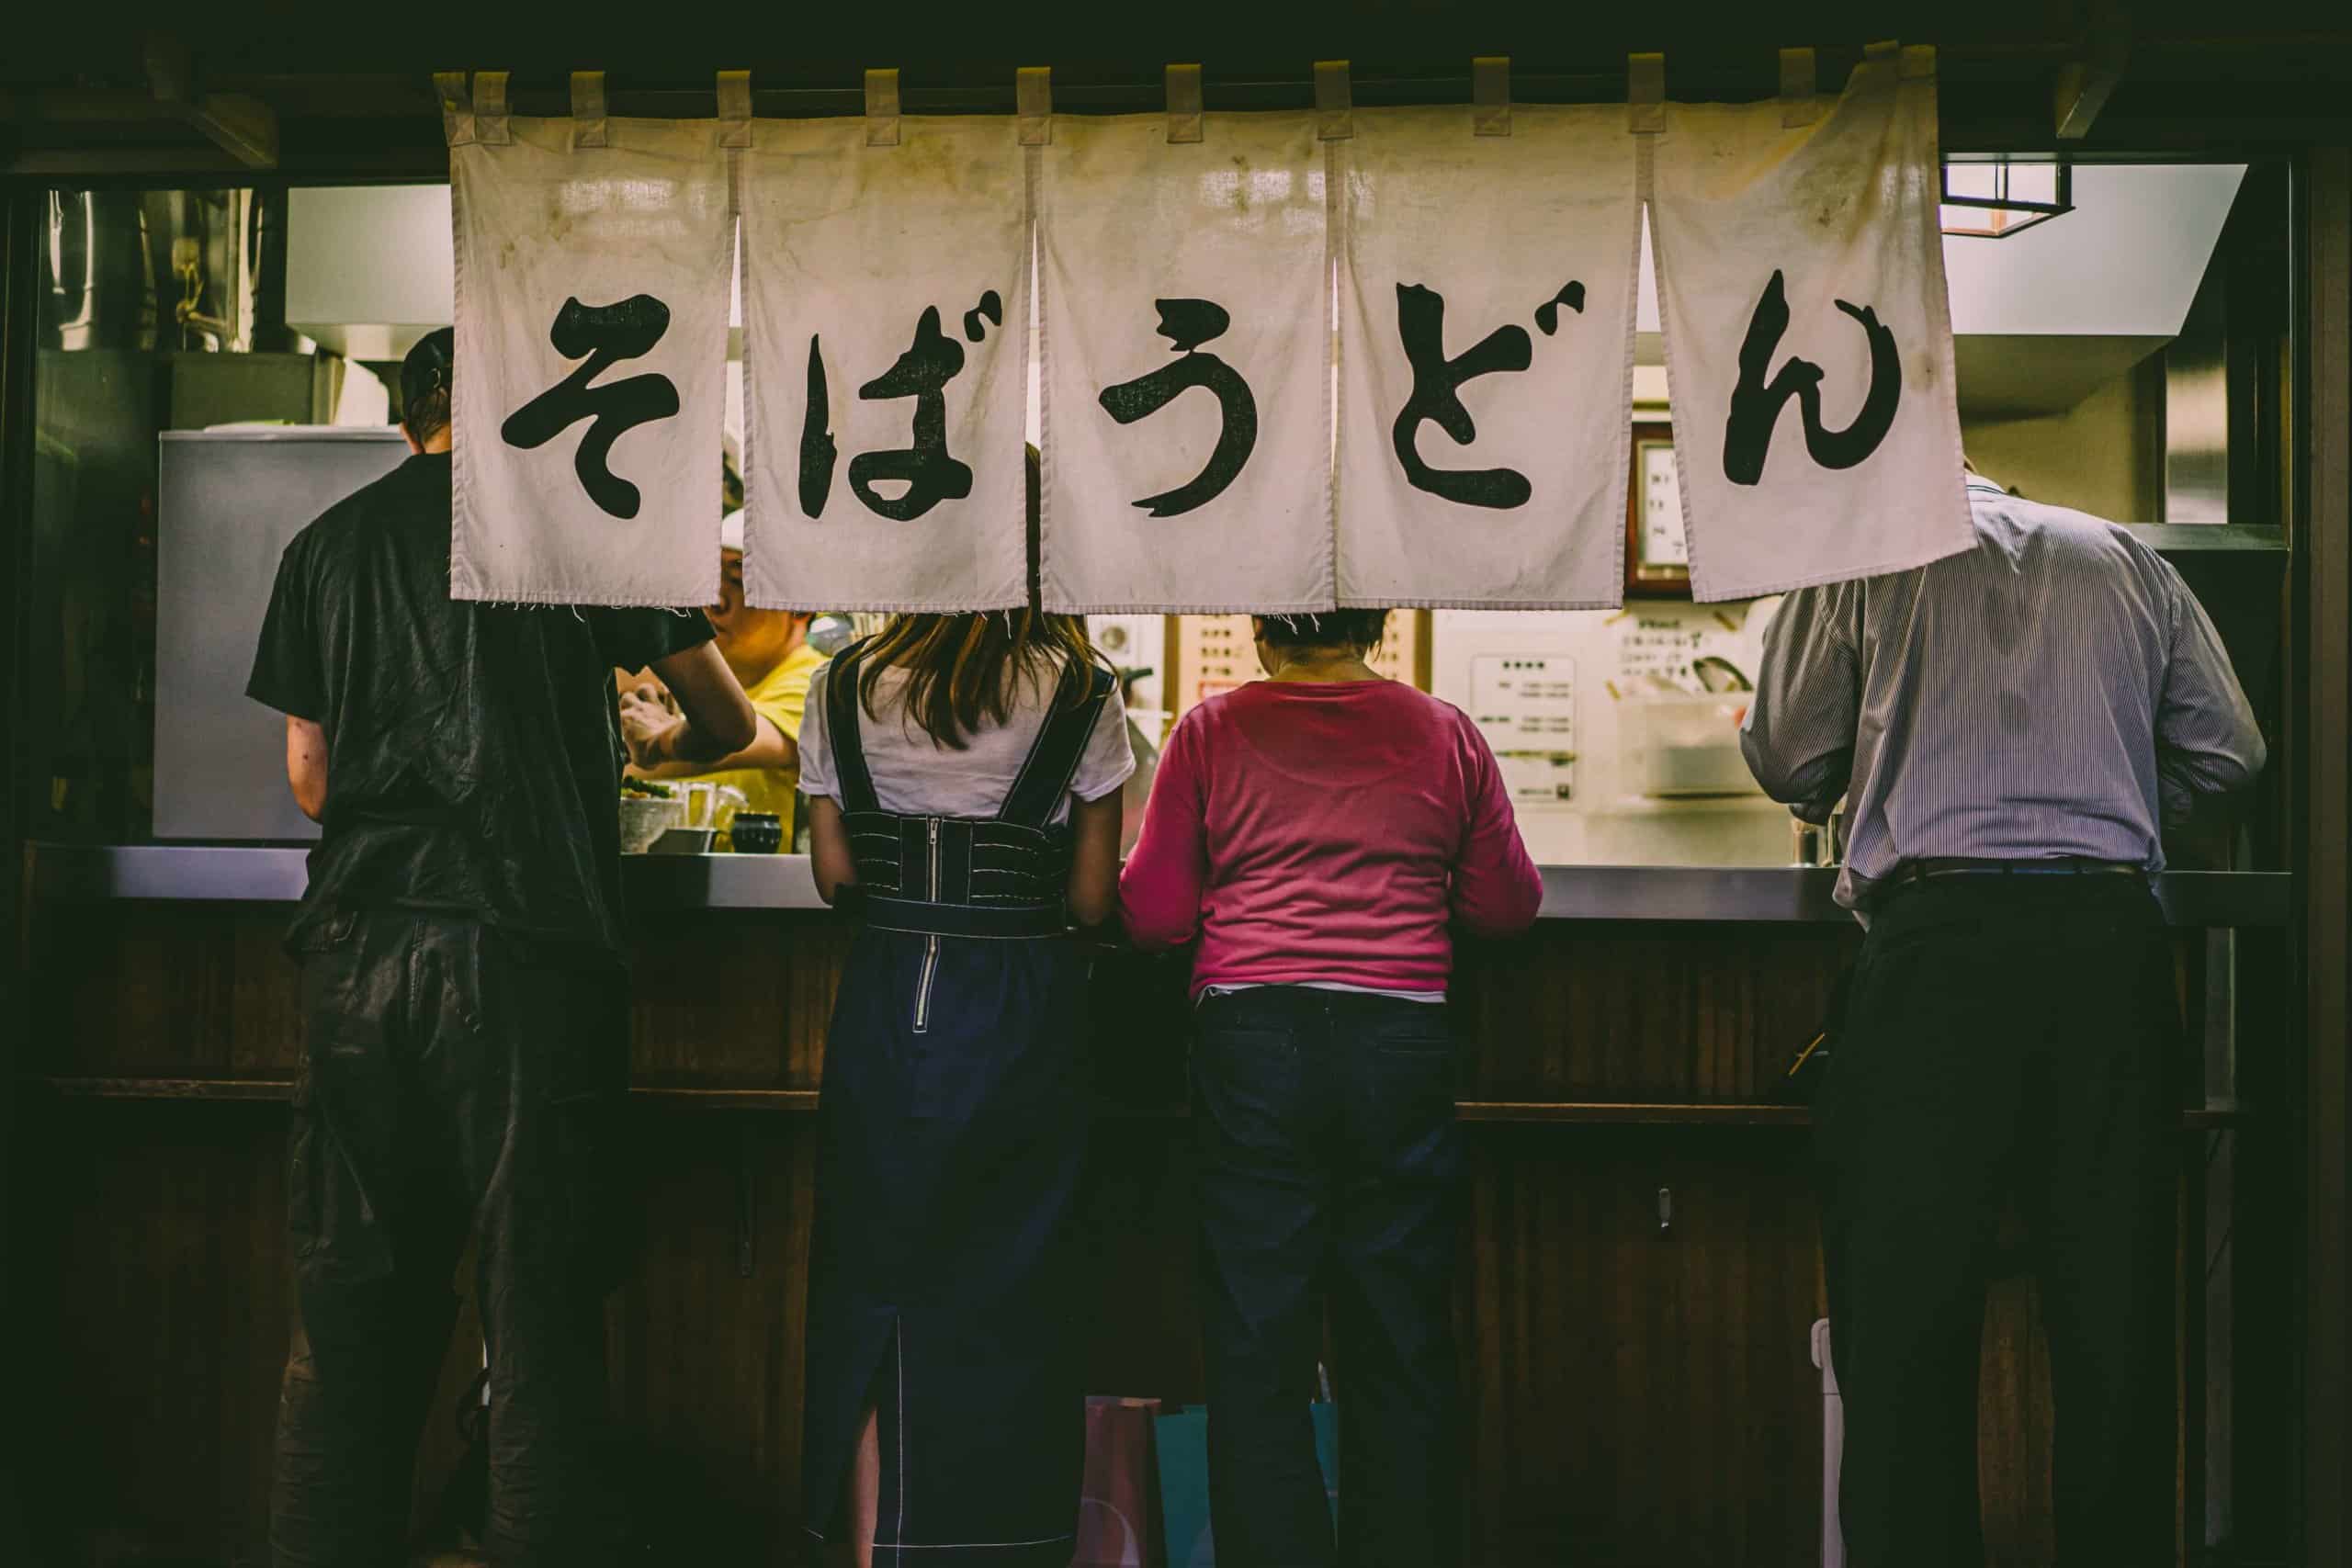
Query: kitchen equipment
710,784,752,844
729,812,784,854
618,795,685,854
648,826,716,855
154,427,411,840
1622,692,1761,798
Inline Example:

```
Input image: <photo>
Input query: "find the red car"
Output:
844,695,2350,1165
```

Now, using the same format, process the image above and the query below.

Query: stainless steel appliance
153,426,408,840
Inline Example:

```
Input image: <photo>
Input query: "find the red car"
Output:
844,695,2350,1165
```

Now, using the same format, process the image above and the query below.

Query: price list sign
1471,654,1577,807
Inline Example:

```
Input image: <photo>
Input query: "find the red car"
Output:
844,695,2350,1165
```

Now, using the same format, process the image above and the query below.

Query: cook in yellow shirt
619,511,828,842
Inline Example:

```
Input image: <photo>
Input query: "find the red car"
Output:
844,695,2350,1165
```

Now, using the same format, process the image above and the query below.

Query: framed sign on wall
1625,422,1690,599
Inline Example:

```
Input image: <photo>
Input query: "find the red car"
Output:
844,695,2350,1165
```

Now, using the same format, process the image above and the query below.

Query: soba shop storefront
5,20,2347,1567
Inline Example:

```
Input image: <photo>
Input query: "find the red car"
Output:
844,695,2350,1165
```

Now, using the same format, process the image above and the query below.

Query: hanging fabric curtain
739,117,1030,611
449,112,733,605
1335,103,1643,610
1036,111,1333,613
1647,43,1973,601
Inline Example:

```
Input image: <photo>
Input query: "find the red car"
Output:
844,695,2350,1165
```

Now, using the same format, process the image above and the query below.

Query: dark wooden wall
17,899,2191,1567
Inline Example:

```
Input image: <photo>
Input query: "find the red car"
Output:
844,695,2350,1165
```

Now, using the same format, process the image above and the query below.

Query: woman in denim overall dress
794,612,1132,1566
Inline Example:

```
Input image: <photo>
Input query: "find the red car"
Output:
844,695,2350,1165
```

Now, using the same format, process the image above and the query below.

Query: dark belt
1877,856,2146,902
853,891,1071,941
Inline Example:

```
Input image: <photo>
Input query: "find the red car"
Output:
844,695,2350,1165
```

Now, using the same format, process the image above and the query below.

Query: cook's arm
628,713,797,778
632,643,757,766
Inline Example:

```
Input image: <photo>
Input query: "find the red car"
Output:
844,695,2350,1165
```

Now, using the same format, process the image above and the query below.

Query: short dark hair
398,327,455,444
1255,609,1390,655
402,387,451,445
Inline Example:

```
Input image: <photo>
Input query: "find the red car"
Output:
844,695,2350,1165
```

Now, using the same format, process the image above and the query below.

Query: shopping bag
1156,1402,1338,1566
1075,1395,1168,1568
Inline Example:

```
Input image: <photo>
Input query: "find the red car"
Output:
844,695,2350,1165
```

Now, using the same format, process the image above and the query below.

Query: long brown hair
859,611,1105,749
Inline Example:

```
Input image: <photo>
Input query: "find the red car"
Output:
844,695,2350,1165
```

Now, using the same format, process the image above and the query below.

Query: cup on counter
619,794,685,855
729,812,784,854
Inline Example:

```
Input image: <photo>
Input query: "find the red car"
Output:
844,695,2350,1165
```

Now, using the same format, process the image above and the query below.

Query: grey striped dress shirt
1740,478,2267,911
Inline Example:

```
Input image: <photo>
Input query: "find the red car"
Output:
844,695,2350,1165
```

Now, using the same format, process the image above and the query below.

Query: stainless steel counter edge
25,843,2293,927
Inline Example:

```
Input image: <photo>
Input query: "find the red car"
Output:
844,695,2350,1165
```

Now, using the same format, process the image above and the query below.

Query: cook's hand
627,680,680,716
619,690,683,768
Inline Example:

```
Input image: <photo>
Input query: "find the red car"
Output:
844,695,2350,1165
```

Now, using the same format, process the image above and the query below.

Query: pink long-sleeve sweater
1118,680,1544,997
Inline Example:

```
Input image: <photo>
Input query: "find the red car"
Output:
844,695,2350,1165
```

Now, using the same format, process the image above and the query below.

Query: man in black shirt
248,327,753,1568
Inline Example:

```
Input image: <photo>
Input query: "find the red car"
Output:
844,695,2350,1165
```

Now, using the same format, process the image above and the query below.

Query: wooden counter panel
28,900,304,1077
606,1113,820,1560
8,1095,2089,1566
1460,1126,1825,1565
28,908,2209,1113
628,913,851,1089
21,901,2237,1565
1453,923,1860,1102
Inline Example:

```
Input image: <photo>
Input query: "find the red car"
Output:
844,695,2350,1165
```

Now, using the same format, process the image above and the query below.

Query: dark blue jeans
1819,876,2180,1566
272,911,631,1568
1192,986,1464,1568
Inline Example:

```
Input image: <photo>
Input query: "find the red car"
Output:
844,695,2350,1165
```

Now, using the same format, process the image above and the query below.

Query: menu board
1469,653,1577,807
1637,440,1688,569
1171,611,1430,724
1615,615,1716,691
1365,611,1427,690
1173,615,1257,718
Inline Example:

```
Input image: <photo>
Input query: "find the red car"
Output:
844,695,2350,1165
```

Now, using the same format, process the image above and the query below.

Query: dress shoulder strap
996,658,1117,829
821,641,881,816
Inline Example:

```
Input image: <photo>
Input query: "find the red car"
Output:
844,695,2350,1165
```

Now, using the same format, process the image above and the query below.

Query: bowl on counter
729,812,784,854
618,795,685,854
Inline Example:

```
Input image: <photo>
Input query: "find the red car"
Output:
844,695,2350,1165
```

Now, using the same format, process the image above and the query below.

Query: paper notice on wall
1615,617,1713,691
1364,611,1426,689
1471,654,1577,807
1173,615,1256,720
1613,608,1759,695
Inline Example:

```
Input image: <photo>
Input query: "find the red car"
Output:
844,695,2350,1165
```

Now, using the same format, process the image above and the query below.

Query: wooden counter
9,848,2298,1566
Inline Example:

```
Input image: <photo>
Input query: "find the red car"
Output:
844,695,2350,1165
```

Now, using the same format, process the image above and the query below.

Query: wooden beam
2053,0,2133,141
141,31,278,169
183,93,278,169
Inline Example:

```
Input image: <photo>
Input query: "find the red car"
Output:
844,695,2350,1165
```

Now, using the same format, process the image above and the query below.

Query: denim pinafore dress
801,646,1114,1566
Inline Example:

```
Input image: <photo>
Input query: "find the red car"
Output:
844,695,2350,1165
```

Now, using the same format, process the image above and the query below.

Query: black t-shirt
247,452,713,955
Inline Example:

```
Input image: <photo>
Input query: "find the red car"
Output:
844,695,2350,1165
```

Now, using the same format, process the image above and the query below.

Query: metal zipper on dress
912,818,941,1034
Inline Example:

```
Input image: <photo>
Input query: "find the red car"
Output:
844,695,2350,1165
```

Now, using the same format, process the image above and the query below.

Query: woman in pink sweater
1119,610,1542,1568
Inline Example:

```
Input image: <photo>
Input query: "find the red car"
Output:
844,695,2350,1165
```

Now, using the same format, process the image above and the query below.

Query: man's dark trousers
1192,985,1466,1568
270,909,632,1568
1818,874,2181,1566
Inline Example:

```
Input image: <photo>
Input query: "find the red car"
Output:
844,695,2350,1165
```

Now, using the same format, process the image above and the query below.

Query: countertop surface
24,842,2293,927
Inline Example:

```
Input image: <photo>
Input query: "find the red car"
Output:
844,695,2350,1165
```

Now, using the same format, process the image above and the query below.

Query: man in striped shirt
1742,470,2265,1566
